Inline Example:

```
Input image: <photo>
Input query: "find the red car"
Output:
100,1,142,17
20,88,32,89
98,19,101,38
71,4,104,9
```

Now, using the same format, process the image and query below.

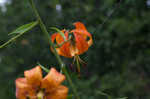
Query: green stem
28,0,80,99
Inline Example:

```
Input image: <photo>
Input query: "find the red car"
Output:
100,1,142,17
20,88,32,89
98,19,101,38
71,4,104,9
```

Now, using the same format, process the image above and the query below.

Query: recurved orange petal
46,85,68,99
72,22,93,47
72,29,92,39
58,42,73,58
24,66,42,87
51,30,67,45
73,22,91,37
74,33,89,55
73,22,87,31
56,33,64,44
72,30,93,48
41,68,65,91
57,31,73,58
51,33,58,43
51,30,72,57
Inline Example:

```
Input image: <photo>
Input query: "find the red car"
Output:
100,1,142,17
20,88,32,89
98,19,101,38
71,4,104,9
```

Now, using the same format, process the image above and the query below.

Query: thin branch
93,0,123,33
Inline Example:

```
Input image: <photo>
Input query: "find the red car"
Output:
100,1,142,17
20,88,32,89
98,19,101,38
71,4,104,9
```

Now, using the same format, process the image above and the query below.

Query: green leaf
37,63,49,73
9,21,38,35
50,27,66,41
0,21,38,49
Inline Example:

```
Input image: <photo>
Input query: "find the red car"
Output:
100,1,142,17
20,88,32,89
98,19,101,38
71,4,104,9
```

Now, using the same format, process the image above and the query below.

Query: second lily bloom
51,22,93,58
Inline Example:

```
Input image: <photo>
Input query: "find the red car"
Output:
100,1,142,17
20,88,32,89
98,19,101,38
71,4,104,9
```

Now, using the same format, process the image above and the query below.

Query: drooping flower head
15,66,68,99
51,22,93,58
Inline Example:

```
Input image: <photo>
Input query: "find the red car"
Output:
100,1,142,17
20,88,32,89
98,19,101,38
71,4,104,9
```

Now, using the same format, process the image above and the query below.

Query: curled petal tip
41,67,66,90
73,21,84,26
24,66,42,86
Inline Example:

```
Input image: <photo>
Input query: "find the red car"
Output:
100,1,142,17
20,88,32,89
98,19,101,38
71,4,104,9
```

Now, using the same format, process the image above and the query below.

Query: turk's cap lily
51,22,93,58
16,66,68,99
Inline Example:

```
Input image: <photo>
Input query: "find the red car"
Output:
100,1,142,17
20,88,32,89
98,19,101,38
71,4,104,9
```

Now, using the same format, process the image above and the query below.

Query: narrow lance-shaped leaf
50,27,67,41
0,21,38,49
9,21,38,35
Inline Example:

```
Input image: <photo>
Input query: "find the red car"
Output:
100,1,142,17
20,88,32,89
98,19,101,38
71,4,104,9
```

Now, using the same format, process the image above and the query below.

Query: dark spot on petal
86,36,90,41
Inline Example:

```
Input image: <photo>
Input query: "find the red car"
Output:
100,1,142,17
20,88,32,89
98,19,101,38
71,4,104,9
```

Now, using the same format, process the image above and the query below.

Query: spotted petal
15,78,36,99
72,22,93,47
46,85,68,99
74,33,89,55
24,66,42,87
51,31,72,58
41,68,65,91
73,22,91,37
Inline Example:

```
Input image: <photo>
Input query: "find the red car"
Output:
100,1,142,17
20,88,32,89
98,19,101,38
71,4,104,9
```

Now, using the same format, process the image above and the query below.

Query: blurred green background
0,0,150,99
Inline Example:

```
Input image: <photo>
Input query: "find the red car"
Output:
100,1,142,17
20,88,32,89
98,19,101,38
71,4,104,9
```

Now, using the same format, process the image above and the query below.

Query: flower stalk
28,0,80,99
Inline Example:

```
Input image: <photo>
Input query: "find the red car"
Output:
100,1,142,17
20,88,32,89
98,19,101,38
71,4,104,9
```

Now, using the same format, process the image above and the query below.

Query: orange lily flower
15,66,68,99
51,22,93,58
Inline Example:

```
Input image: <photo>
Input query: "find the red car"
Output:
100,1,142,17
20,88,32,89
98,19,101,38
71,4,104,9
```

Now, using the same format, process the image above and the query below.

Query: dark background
0,0,150,99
